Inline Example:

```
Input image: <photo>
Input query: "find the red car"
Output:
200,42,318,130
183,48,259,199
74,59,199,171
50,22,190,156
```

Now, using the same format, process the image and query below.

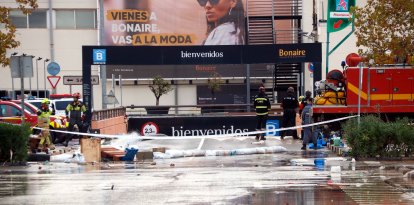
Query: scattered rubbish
152,147,166,153
150,162,156,165
57,153,86,165
80,138,101,163
314,158,325,170
325,157,347,162
330,166,341,173
111,185,114,190
137,151,154,161
290,159,315,166
120,147,139,161
27,153,51,162
108,133,141,150
170,163,175,167
314,158,325,165
404,170,414,179
50,153,76,162
153,146,287,159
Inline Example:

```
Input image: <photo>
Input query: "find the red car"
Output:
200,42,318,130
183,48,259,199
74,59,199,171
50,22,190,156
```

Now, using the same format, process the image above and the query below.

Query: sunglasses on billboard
197,0,220,7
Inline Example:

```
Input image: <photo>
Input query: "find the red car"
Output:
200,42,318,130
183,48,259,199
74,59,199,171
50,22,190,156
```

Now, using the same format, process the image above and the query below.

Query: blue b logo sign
93,49,106,64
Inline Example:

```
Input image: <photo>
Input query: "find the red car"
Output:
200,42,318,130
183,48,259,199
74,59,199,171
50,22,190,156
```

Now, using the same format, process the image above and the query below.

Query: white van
26,99,43,110
28,97,83,117
53,98,82,117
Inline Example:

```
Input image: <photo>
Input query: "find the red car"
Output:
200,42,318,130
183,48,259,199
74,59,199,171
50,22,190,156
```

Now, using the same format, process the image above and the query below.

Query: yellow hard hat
41,98,50,105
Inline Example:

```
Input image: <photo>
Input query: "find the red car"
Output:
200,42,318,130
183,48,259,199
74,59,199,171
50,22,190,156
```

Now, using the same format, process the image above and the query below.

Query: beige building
0,0,365,111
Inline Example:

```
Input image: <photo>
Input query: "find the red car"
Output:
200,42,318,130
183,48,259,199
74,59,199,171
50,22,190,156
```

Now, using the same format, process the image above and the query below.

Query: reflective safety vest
254,94,270,115
66,101,86,121
38,110,52,128
49,117,68,129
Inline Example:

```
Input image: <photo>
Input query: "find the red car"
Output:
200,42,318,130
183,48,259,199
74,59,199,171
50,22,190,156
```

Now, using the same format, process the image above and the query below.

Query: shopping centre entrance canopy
82,43,322,120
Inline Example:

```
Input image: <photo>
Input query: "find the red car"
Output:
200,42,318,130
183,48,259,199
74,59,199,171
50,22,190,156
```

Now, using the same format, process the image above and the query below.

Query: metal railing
124,104,283,116
92,107,126,121
90,104,283,121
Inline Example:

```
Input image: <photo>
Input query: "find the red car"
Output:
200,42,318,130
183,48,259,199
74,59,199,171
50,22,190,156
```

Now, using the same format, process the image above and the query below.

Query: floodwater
1,137,414,205
1,152,414,205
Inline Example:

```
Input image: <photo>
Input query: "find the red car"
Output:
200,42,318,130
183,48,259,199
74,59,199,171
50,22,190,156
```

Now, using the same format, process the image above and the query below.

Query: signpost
47,76,61,89
326,0,356,75
10,55,34,124
63,75,99,95
47,62,61,94
63,75,99,85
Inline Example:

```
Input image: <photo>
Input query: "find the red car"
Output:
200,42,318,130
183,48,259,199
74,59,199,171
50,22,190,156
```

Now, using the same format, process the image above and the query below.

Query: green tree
0,0,38,67
149,75,173,106
351,0,414,65
207,72,222,103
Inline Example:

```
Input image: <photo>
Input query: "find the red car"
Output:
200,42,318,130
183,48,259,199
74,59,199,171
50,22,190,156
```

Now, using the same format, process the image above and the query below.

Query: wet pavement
1,137,414,204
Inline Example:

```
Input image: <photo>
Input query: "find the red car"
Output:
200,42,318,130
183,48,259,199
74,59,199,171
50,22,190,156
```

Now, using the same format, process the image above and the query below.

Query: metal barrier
91,107,126,121
124,104,283,116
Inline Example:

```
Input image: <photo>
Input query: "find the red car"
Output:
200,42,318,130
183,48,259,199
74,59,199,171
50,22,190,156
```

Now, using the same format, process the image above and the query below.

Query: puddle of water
231,188,358,205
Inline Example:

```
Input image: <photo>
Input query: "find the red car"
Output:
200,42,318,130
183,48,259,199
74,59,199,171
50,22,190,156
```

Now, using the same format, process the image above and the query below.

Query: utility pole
312,0,319,42
36,57,42,97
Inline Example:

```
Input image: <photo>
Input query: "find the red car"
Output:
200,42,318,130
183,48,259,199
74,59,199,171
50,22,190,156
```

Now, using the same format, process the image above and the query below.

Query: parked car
30,94,83,117
12,100,66,124
12,100,39,115
0,100,38,127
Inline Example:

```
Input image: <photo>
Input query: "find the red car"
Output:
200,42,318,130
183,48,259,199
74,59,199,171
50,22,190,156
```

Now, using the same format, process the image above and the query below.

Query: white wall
0,0,99,106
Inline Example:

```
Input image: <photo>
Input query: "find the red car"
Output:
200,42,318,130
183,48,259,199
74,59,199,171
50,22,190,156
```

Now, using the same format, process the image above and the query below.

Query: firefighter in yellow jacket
37,98,55,153
65,92,87,146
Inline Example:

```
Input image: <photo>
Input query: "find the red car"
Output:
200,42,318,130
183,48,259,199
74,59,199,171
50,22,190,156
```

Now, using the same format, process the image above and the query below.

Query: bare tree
351,0,414,65
0,0,38,67
149,75,173,106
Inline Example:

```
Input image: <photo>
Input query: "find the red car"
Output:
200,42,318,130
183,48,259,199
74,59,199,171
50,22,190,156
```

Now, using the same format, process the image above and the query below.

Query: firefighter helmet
73,92,81,99
41,98,50,105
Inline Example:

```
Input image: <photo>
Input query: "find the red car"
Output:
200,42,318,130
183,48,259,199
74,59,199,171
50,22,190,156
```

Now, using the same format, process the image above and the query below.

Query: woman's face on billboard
198,0,236,24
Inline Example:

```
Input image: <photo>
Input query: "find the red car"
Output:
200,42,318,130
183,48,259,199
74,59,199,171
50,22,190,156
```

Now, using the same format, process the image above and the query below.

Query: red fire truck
312,54,414,125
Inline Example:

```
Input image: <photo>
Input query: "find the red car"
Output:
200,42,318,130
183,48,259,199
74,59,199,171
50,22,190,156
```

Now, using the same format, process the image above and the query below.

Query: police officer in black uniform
253,86,271,141
280,87,299,140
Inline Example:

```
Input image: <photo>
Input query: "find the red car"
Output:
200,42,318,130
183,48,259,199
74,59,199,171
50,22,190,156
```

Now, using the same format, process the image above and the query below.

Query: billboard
103,0,246,46
327,0,355,33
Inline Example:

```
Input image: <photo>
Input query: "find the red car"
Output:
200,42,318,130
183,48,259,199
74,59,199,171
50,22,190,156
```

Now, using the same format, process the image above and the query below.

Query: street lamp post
44,59,50,98
36,57,42,98
11,52,18,99
30,55,34,97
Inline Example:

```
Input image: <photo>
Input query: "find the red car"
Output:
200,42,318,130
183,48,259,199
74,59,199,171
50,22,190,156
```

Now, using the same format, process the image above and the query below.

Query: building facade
0,0,365,110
